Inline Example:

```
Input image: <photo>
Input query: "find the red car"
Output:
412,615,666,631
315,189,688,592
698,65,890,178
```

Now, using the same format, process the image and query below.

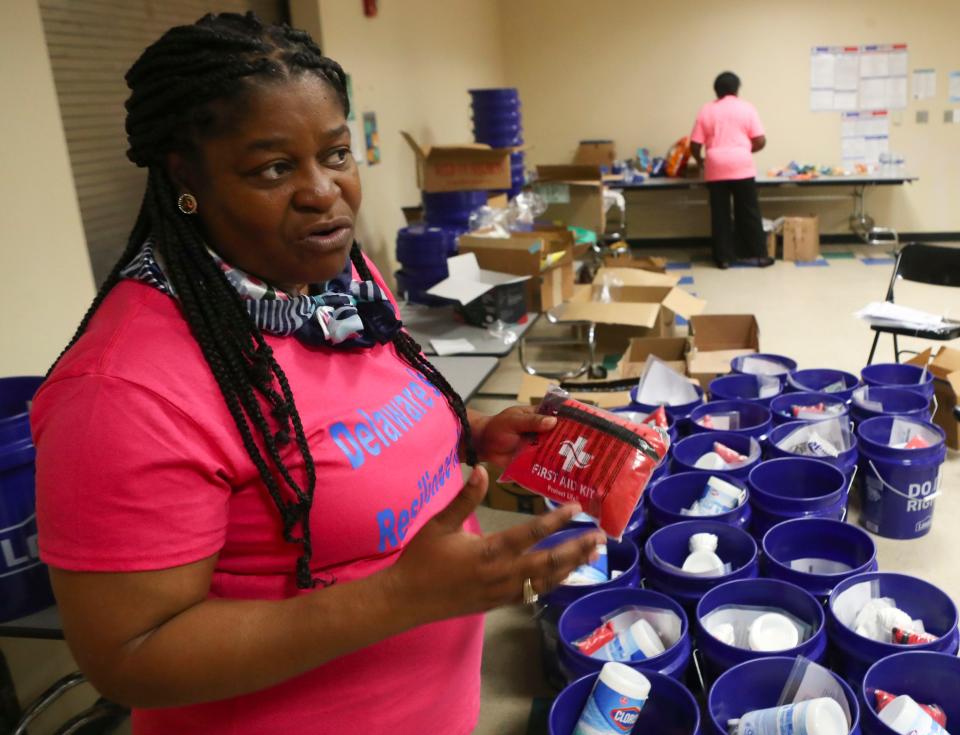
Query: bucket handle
867,459,941,502
691,647,708,697
931,394,939,421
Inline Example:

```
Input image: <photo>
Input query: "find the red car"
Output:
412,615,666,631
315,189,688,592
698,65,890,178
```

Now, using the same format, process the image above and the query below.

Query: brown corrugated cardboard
458,234,574,312
484,471,546,514
573,141,616,167
908,347,960,449
517,374,631,409
617,337,690,378
602,252,669,273
782,215,820,262
594,267,680,288
400,132,512,192
402,206,423,225
686,314,760,388
534,165,606,234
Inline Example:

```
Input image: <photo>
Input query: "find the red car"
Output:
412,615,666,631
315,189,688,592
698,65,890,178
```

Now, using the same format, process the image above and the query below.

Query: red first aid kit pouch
500,388,670,539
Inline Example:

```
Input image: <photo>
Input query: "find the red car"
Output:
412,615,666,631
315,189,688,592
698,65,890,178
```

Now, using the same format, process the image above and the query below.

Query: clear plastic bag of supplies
775,657,853,729
697,412,741,431
739,356,791,377
467,205,511,238
508,190,546,226
831,580,927,643
574,605,682,661
777,417,851,458
701,605,814,651
636,356,701,407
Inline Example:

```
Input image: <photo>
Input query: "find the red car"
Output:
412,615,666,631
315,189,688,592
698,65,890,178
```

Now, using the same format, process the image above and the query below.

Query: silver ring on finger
523,577,539,606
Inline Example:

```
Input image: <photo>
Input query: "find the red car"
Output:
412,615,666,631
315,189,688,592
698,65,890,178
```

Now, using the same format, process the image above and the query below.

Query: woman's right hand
384,465,605,626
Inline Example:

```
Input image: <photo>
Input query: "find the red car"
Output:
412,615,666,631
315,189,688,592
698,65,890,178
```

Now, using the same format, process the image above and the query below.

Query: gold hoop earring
177,193,198,215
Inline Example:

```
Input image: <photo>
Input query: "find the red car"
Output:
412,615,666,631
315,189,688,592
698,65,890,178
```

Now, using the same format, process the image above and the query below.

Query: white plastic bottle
594,618,665,662
573,662,650,735
696,476,746,515
878,695,951,735
683,532,725,574
729,697,847,735
748,612,800,652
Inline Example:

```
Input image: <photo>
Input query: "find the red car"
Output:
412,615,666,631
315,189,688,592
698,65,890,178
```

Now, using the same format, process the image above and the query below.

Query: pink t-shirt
690,95,765,182
33,266,483,734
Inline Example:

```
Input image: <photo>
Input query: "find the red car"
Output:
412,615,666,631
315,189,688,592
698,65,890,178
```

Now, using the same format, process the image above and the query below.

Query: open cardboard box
458,232,574,312
427,253,529,326
517,374,632,410
533,164,605,234
401,131,512,192
617,337,690,378
573,141,616,167
554,282,705,356
594,266,680,288
602,249,669,273
686,314,760,389
908,347,960,449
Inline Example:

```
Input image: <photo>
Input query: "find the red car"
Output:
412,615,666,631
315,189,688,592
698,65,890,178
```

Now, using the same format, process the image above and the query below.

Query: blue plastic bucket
769,391,849,426
670,432,762,481
856,416,947,539
469,87,519,100
534,530,641,689
861,362,935,402
643,520,759,613
707,657,861,735
761,518,878,602
861,652,960,735
421,190,488,227
557,588,692,684
549,670,701,735
472,108,522,124
0,436,55,622
730,353,798,384
546,498,648,547
747,458,846,538
709,374,783,407
394,269,448,306
0,377,43,446
689,400,773,439
628,385,705,436
647,472,752,531
395,225,452,268
696,579,828,682
766,420,859,490
827,572,960,690
849,386,932,426
787,369,861,402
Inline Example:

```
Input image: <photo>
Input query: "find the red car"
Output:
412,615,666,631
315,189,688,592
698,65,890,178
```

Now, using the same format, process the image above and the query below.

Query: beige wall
500,0,960,238
0,3,98,729
291,0,507,281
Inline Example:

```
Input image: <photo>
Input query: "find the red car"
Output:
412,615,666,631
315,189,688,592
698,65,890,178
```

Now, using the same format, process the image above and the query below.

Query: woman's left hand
472,406,557,468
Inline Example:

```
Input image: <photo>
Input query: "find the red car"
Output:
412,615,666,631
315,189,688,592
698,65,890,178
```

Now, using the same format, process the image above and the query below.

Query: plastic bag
701,605,813,652
831,581,927,643
777,417,851,458
636,356,700,407
681,475,747,516
873,690,948,727
775,657,853,729
698,411,741,431
739,356,791,377
500,387,669,538
508,190,546,226
889,418,939,449
574,605,682,661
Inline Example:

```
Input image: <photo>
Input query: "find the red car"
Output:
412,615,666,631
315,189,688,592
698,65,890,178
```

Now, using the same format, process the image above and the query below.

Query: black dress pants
707,177,767,264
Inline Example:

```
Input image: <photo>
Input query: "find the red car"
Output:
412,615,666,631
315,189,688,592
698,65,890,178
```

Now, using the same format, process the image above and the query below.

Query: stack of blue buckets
469,88,525,198
538,356,957,735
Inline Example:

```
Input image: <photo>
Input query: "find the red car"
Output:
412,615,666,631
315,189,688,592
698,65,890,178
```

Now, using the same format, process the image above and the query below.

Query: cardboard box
402,205,423,225
517,374,632,409
534,165,606,234
573,140,616,167
782,215,820,262
401,132,512,192
908,347,960,449
602,252,669,273
766,230,777,259
617,337,690,378
427,253,529,326
593,267,680,288
458,233,575,312
484,472,546,515
686,314,760,388
555,282,706,355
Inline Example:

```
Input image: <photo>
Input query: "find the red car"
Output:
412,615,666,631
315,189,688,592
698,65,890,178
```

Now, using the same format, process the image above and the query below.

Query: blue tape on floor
861,257,896,265
666,261,693,270
678,275,695,285
795,258,829,267
675,291,697,327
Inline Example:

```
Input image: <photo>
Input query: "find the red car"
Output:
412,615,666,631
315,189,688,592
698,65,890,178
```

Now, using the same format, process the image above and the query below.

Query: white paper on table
810,88,835,112
950,71,960,102
854,301,950,330
835,53,860,91
636,355,700,407
912,69,937,100
430,338,476,356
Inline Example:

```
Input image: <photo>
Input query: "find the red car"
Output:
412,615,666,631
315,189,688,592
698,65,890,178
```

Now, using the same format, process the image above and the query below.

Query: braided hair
51,12,477,590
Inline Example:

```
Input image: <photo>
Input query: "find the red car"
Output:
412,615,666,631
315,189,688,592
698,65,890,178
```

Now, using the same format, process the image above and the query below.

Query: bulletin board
809,43,908,112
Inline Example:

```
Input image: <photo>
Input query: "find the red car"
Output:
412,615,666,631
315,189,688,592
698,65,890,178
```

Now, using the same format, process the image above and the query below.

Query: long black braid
50,12,477,590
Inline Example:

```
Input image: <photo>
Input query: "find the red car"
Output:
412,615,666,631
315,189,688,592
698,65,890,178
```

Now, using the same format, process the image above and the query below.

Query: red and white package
874,689,948,727
905,435,931,449
892,626,938,645
574,620,617,655
792,403,825,417
643,406,669,429
713,441,747,465
500,388,669,539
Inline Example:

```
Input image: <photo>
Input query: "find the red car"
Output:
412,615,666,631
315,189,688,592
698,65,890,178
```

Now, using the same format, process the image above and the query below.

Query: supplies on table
683,475,749,517
693,438,762,473
573,605,682,663
774,418,852,460
573,662,650,735
874,691,948,729
702,605,813,652
727,657,854,735
500,387,670,538
831,582,929,644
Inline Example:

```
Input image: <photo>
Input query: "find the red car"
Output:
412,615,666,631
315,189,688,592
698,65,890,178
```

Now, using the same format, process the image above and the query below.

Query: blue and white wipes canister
573,662,650,735
564,543,609,585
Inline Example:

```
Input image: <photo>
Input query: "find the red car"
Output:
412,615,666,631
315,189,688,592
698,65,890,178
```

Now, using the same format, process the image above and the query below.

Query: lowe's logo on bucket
1,514,41,577
609,706,640,730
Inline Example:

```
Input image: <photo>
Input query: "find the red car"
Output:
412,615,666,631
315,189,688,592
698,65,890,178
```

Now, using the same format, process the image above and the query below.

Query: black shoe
716,260,730,270
735,257,775,268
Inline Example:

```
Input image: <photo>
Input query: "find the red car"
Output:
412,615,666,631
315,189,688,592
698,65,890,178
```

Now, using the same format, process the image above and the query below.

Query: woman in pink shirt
31,13,603,734
690,72,773,269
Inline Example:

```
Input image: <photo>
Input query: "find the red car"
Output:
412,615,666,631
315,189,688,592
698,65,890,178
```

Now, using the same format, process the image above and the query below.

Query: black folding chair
866,242,960,364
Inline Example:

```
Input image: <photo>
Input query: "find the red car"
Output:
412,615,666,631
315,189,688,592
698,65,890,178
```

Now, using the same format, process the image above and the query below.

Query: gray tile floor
470,246,960,734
